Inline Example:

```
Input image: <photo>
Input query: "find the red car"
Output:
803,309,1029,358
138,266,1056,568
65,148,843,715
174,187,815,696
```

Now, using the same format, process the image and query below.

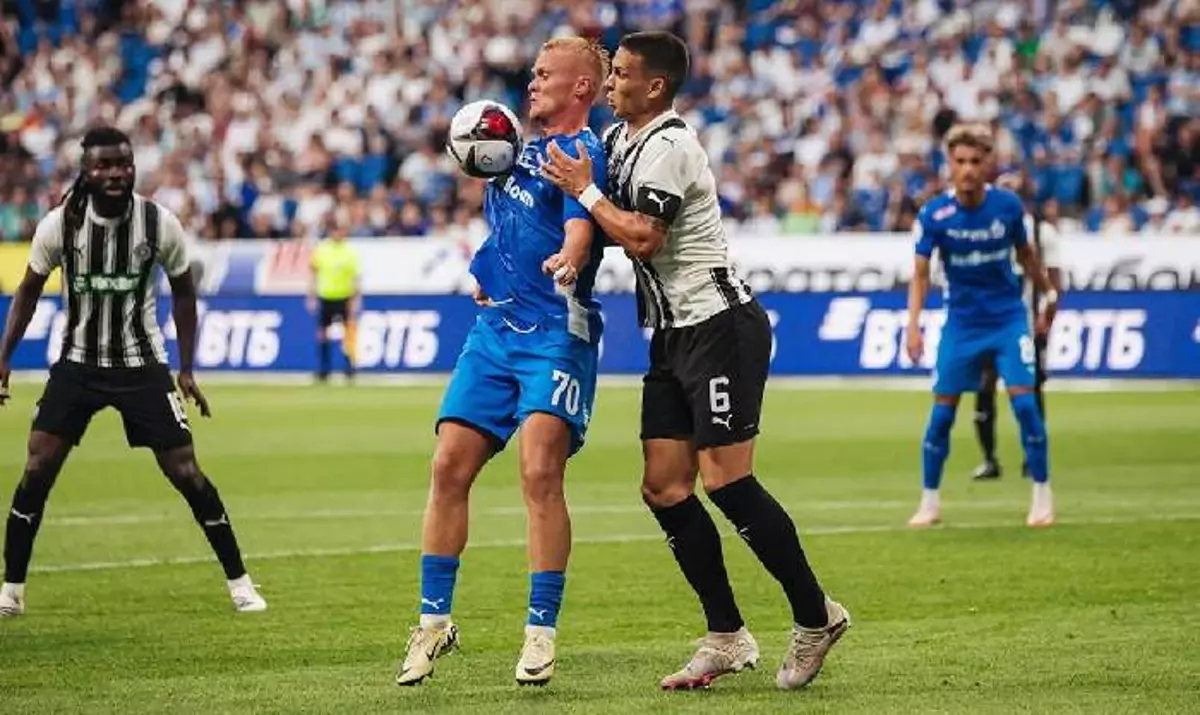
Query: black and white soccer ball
446,100,523,179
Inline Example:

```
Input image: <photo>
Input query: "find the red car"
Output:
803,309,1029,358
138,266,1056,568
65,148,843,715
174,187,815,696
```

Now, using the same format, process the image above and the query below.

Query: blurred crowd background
0,0,1198,244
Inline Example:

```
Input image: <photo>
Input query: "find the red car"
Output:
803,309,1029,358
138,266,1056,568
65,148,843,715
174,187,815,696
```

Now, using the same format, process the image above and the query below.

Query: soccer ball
446,100,523,178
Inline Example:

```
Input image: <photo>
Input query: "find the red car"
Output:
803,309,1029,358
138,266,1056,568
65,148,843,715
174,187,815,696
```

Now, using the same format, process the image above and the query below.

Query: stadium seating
0,0,1196,242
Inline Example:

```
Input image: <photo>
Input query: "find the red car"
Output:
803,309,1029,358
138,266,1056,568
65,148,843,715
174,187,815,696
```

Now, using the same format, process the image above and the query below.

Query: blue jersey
914,186,1028,327
470,128,607,344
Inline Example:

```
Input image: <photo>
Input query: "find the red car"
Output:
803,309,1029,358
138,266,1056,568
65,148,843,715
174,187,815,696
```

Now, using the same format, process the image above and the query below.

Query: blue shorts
934,318,1037,396
437,313,599,455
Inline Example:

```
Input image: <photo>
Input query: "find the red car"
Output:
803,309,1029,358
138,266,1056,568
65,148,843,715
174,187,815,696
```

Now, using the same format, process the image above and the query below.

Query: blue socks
1011,392,1049,483
421,557,565,628
419,554,459,616
922,403,957,490
528,571,566,628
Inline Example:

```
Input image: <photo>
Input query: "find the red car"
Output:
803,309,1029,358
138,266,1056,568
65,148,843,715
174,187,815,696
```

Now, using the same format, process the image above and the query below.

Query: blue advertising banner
3,292,1198,378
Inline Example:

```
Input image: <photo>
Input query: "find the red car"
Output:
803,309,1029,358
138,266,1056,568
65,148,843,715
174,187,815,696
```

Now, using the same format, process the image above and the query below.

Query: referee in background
307,231,361,383
971,172,1063,480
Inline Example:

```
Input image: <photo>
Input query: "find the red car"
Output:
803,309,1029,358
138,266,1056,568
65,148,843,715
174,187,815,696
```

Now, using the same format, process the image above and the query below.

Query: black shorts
641,301,772,449
319,299,349,328
33,361,193,451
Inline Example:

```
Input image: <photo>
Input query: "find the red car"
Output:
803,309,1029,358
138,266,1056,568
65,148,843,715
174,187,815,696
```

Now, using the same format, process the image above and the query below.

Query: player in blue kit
906,124,1059,528
395,37,610,688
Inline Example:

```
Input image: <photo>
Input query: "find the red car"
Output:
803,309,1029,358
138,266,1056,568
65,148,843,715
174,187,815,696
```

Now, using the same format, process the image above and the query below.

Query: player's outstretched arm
542,141,667,260
168,269,210,417
906,256,931,364
0,267,49,406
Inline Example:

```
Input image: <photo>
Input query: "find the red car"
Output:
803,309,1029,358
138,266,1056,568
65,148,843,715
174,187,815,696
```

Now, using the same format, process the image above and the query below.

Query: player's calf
910,400,957,526
157,447,264,608
3,441,68,597
1010,391,1054,526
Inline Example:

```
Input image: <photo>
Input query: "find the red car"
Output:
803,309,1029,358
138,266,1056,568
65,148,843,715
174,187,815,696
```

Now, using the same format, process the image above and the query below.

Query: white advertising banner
187,233,1200,296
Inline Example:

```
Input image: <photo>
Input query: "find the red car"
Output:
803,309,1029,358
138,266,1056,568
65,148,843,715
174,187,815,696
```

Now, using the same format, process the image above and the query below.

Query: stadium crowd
0,0,1197,244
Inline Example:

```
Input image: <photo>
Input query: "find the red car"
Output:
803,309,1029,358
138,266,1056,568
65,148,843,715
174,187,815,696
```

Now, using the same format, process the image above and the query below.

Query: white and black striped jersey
28,194,190,368
603,110,752,329
1017,213,1062,319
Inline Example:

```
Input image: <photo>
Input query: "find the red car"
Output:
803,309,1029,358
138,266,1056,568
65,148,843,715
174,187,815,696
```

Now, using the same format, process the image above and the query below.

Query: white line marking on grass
38,499,1065,526
29,513,1199,574
44,498,1200,527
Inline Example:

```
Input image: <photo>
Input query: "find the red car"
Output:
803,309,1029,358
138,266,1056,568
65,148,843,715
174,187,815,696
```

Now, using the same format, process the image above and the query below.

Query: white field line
38,500,947,526
29,513,1198,574
42,498,1200,527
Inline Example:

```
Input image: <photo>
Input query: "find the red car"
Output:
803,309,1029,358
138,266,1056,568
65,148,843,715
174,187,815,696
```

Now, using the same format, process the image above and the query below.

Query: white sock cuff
420,613,452,629
227,574,253,589
525,624,557,638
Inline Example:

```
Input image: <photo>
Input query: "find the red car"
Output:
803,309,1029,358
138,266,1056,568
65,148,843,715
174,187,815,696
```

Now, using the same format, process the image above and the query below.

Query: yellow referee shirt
310,239,360,301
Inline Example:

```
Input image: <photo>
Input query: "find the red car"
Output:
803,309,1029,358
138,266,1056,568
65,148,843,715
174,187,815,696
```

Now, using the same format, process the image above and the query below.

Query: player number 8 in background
551,369,582,416
1019,335,1035,366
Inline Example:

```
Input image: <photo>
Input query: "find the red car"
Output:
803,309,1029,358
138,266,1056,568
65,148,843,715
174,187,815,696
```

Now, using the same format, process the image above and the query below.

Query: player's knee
430,449,477,499
157,447,205,491
23,440,66,487
22,453,61,489
926,402,958,440
167,460,204,491
641,475,694,509
521,461,565,504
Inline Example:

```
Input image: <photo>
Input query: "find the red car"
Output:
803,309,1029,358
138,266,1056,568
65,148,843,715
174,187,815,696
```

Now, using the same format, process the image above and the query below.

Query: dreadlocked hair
60,126,133,242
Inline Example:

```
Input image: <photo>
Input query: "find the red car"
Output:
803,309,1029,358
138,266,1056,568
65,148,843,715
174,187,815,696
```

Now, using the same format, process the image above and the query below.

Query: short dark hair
619,31,690,102
81,126,131,151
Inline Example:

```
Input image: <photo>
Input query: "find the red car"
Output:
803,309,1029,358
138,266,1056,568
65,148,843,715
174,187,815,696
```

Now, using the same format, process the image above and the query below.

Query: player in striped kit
542,31,849,692
0,127,265,616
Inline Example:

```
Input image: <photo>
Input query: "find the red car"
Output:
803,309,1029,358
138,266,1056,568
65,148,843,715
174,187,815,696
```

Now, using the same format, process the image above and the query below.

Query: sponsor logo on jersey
502,175,535,209
71,274,141,294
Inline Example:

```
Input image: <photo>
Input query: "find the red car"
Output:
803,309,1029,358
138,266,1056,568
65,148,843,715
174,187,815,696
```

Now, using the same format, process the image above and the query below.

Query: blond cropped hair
944,123,995,154
541,36,611,102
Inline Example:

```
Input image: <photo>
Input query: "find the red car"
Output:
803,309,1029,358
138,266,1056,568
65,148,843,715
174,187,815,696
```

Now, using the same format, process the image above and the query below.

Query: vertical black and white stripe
603,113,753,330
59,197,166,367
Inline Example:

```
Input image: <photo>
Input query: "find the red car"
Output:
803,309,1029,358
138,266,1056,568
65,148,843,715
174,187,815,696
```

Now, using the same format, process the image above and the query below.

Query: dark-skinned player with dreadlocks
0,127,267,616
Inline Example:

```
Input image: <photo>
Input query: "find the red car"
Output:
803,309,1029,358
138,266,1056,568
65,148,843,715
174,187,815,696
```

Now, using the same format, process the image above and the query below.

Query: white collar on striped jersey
623,108,681,145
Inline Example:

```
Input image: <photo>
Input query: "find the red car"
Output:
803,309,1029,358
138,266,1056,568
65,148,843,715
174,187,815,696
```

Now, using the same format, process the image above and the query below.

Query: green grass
1,382,1198,714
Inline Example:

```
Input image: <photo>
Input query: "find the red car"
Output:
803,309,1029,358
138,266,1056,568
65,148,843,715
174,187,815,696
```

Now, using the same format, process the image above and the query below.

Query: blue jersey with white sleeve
470,128,608,344
914,186,1028,327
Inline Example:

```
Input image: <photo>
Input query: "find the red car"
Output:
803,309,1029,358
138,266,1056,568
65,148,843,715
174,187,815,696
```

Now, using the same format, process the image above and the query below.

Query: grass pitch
0,382,1197,714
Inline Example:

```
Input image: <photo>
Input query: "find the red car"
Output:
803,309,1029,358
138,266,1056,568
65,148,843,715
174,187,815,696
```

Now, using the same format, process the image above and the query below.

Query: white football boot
515,625,557,686
0,582,25,617
396,620,459,686
908,489,941,527
659,627,759,690
228,575,267,613
776,598,852,690
1027,482,1055,527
